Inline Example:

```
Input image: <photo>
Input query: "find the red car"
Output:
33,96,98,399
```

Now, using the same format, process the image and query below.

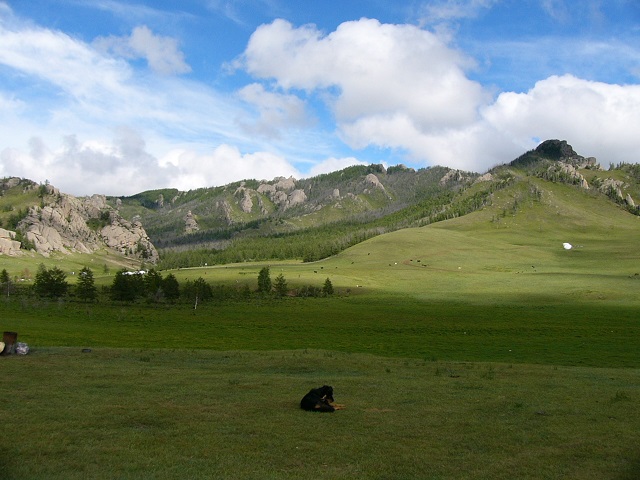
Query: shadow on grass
616,453,640,480
0,447,12,478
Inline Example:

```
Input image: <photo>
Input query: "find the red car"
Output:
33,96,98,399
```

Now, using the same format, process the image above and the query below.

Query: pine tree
274,273,288,297
323,277,334,296
33,264,69,298
76,267,97,302
0,269,11,298
110,269,143,301
144,268,163,299
162,273,180,302
257,266,272,293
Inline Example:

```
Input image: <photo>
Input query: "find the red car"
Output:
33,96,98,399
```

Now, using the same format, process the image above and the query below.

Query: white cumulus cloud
240,18,640,172
482,75,640,165
158,144,300,191
242,18,488,160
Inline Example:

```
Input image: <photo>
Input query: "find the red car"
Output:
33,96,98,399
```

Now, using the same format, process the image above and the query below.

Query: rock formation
184,210,199,233
287,189,308,208
3,180,158,262
0,228,21,256
547,162,590,189
439,169,468,186
256,176,307,210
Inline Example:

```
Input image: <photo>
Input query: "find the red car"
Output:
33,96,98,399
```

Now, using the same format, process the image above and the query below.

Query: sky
0,0,639,196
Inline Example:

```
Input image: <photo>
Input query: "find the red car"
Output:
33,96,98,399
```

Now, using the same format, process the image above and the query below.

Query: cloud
242,18,487,154
205,0,285,27
0,91,24,112
240,18,640,173
0,13,304,194
418,0,499,24
237,83,312,137
541,0,570,22
0,15,133,102
482,74,640,165
158,144,300,191
0,132,301,196
94,25,191,75
471,36,640,90
1,5,639,198
307,157,367,177
0,129,165,195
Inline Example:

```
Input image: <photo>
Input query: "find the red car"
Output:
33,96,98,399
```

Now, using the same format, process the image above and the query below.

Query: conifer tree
274,273,288,297
257,266,272,293
76,267,97,302
162,273,180,302
323,277,334,296
0,269,11,297
33,264,69,298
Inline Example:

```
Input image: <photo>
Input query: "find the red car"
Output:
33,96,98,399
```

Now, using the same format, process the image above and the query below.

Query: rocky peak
536,140,600,170
535,139,578,160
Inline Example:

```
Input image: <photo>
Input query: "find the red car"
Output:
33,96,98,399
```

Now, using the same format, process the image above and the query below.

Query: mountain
1,140,638,266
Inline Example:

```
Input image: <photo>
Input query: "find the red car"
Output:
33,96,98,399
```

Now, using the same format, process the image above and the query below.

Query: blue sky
0,0,639,195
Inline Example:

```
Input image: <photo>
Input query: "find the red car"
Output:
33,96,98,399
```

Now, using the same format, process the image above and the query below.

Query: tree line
6,264,335,305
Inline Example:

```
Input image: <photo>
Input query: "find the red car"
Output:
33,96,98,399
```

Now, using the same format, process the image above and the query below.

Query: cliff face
3,181,158,262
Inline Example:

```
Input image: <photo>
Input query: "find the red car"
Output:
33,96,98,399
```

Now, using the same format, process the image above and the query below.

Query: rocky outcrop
12,183,158,262
216,200,233,223
256,176,308,210
535,139,578,160
548,162,590,189
598,178,625,202
475,173,494,183
625,194,635,208
234,185,254,214
536,140,600,169
287,189,307,208
274,176,296,191
184,210,199,233
100,216,158,262
0,228,21,256
364,173,384,190
257,183,276,195
439,169,468,186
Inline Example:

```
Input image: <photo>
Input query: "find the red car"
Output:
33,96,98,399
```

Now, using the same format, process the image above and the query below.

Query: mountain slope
322,171,639,306
1,140,638,269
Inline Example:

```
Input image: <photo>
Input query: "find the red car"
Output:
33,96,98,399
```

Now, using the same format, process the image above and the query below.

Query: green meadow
1,180,640,478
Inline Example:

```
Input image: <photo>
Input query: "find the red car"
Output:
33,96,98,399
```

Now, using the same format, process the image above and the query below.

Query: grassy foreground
1,348,639,480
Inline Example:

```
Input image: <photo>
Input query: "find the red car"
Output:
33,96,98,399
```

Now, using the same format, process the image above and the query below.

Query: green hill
1,139,639,274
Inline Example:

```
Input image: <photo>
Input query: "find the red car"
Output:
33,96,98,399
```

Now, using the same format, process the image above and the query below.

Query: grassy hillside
163,173,638,306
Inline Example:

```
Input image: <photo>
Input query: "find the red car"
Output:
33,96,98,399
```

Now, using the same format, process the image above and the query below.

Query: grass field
1,179,639,478
2,349,639,479
2,295,639,368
